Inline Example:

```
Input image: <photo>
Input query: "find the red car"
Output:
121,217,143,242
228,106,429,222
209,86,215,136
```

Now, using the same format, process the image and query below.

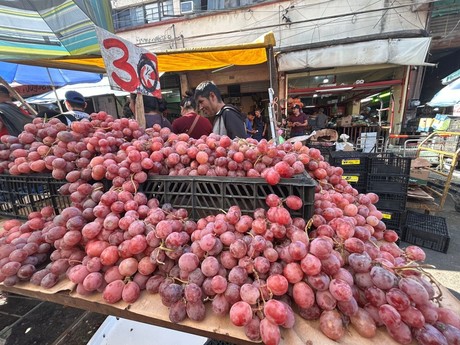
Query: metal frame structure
408,131,460,212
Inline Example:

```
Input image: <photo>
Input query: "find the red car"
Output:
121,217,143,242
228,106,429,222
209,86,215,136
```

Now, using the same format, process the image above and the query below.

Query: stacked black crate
329,151,369,193
367,153,412,238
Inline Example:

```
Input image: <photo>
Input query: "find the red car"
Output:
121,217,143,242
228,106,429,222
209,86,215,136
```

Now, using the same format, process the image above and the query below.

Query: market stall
0,111,459,345
1,280,459,345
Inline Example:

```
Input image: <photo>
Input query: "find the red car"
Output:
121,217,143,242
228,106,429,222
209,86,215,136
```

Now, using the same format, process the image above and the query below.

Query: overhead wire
132,0,434,50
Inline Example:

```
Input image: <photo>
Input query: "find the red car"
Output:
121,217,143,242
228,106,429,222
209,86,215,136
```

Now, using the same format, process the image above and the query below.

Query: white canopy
25,77,129,104
277,37,432,72
427,78,460,108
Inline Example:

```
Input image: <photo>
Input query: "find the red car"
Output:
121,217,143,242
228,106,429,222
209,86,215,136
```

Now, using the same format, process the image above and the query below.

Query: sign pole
135,95,146,129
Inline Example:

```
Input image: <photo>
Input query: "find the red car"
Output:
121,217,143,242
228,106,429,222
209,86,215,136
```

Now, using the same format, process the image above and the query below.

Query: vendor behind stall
287,104,308,137
313,108,328,130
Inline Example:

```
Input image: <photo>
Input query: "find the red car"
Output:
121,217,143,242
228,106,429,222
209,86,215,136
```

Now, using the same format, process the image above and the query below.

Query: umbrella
26,77,129,105
428,78,460,108
0,61,103,113
0,61,102,87
0,0,113,73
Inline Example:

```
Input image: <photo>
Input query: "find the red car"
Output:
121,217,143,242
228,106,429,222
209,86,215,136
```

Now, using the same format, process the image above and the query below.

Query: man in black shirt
194,81,246,139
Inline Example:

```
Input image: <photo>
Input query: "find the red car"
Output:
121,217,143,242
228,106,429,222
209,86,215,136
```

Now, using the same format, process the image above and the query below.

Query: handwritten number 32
103,38,138,92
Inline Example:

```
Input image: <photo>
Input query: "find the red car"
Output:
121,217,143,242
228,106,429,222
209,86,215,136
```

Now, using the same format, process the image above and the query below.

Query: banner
95,26,161,98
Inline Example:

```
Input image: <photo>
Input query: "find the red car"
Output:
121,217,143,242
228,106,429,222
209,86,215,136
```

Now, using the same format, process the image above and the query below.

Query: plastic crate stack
404,210,450,253
367,153,411,237
329,151,369,193
0,173,70,220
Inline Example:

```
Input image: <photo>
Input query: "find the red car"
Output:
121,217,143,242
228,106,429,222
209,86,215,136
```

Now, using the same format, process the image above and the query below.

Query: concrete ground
404,195,460,300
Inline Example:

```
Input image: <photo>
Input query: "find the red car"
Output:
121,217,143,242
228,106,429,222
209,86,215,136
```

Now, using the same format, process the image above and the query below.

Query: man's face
196,92,218,116
293,107,300,115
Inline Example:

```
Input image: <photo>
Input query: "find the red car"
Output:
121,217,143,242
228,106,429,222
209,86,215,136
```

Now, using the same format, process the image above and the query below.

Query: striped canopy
0,0,112,62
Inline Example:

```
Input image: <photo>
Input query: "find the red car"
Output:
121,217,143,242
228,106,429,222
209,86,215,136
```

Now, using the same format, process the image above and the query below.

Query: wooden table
1,280,459,345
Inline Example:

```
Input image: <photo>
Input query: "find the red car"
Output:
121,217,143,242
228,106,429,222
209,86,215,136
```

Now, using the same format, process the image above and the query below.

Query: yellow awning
12,32,276,74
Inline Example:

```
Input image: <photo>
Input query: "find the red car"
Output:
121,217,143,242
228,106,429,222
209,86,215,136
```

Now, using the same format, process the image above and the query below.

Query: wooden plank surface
1,280,459,345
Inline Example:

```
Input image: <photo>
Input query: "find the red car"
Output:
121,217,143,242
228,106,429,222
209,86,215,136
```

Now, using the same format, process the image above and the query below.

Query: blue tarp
0,61,102,87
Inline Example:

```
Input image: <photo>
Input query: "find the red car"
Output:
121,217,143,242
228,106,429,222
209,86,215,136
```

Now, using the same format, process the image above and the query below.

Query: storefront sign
95,27,161,98
13,85,52,97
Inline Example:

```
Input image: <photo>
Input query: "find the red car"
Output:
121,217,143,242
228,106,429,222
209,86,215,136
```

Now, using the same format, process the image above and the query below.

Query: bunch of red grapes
0,112,459,345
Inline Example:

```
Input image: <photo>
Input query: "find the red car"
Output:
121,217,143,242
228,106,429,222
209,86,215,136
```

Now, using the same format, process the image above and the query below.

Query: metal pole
46,68,64,113
268,88,278,143
0,77,37,115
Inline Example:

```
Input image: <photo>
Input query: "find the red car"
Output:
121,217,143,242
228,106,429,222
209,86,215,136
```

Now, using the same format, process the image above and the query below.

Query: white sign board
95,26,161,98
454,103,460,117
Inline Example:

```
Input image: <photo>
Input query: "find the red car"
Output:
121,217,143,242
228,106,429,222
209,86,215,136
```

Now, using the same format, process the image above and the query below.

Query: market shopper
60,90,90,123
0,85,33,136
129,93,172,129
313,108,329,130
287,104,308,137
252,108,267,140
172,91,212,139
194,81,246,139
245,112,257,138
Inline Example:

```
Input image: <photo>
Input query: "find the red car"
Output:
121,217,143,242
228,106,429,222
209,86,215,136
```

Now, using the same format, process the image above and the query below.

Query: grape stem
129,174,138,193
387,262,443,302
171,276,189,284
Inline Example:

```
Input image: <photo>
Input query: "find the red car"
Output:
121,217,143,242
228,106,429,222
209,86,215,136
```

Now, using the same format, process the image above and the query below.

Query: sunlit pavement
404,195,460,300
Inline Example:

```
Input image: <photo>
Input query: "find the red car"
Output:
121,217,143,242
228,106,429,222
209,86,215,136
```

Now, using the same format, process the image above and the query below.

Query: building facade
110,0,433,134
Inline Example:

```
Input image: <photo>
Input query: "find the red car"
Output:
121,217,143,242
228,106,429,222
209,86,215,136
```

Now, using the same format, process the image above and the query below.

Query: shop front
283,64,405,146
276,37,432,147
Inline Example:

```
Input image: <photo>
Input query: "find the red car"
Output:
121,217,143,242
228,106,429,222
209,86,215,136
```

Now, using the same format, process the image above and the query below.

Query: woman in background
172,91,212,139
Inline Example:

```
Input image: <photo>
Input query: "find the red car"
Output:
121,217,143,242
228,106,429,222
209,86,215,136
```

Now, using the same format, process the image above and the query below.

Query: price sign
95,27,161,98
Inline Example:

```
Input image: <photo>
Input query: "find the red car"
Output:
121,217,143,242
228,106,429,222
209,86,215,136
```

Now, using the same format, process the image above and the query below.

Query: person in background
122,96,134,118
314,107,329,130
0,86,30,115
245,112,257,138
252,108,267,140
172,91,212,139
60,90,90,123
194,81,246,139
129,93,172,129
287,104,308,137
0,85,32,136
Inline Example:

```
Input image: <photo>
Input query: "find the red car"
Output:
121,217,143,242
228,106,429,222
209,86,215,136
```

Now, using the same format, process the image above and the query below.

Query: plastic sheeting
427,77,460,107
277,37,432,72
0,0,113,61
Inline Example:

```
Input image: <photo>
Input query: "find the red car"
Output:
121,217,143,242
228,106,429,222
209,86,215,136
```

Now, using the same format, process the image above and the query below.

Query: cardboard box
409,167,430,185
337,115,352,126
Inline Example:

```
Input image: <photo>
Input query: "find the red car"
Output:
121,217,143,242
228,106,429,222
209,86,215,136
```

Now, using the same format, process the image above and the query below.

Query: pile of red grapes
0,113,459,345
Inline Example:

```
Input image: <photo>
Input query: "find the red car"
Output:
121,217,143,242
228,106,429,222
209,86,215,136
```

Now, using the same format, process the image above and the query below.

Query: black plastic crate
0,174,70,219
329,151,369,173
203,340,235,345
368,153,411,176
380,209,406,237
374,192,407,211
341,172,367,193
307,142,335,161
404,210,450,253
140,173,316,220
367,174,409,194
